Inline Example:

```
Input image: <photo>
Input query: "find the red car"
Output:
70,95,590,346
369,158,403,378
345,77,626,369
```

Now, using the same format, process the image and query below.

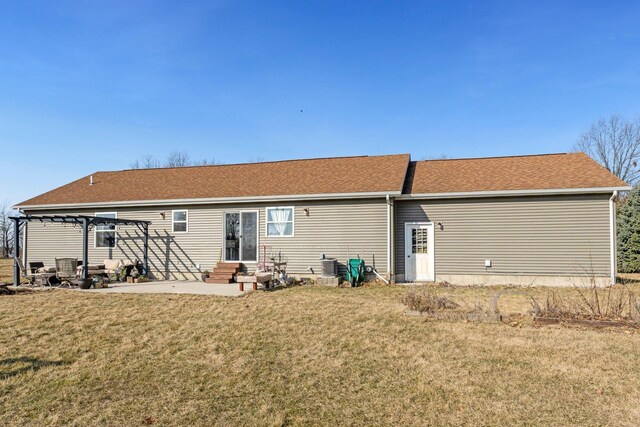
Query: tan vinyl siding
395,194,612,278
24,198,388,279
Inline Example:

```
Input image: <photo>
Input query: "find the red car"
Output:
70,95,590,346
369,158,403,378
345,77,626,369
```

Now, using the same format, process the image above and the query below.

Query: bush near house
618,186,640,273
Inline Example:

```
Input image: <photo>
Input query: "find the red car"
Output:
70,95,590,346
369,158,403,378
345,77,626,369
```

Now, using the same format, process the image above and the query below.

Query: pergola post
12,217,20,286
82,217,89,280
143,224,149,276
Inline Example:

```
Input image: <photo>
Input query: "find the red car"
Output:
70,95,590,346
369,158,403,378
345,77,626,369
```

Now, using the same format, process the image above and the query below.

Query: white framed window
95,212,117,248
172,210,188,233
266,207,294,237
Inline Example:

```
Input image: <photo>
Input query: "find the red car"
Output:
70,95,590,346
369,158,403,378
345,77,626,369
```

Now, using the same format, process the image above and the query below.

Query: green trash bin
345,258,365,287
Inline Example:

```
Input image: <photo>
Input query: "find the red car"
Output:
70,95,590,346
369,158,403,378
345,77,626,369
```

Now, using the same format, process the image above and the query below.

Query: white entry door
405,223,435,282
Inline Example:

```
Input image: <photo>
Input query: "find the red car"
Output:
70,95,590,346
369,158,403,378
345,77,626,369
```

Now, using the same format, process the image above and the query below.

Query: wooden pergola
10,215,151,285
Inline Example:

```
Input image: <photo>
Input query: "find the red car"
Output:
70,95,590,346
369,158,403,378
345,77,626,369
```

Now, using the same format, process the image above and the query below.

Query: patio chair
55,257,78,288
14,258,47,286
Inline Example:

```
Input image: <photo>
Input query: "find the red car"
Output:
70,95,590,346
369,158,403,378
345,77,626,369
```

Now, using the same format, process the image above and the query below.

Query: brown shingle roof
404,152,628,195
17,154,411,207
17,152,628,208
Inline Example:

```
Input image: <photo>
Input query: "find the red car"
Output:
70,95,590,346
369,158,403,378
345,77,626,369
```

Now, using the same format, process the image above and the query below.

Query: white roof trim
397,186,632,200
15,191,401,210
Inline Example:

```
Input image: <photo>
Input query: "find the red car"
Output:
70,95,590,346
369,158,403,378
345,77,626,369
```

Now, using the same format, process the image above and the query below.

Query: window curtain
271,208,291,236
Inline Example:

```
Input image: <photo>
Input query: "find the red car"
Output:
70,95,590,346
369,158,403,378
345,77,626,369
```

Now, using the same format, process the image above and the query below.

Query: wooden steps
204,262,242,284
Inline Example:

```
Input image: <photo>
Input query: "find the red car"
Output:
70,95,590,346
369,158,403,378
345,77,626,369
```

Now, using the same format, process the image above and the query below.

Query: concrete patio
75,280,247,296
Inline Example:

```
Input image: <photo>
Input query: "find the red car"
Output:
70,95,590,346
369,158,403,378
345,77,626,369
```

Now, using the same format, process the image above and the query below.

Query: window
172,210,188,233
266,207,294,237
95,212,117,248
411,228,428,254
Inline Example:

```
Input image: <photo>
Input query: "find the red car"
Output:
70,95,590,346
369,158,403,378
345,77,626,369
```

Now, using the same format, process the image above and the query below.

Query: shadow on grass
618,275,640,285
258,280,319,293
0,357,68,380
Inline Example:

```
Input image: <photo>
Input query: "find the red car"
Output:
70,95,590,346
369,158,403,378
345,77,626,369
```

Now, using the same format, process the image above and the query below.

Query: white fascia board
396,186,632,200
15,191,401,211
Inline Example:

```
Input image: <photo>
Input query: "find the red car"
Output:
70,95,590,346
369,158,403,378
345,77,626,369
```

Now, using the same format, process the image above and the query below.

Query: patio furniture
262,260,289,287
35,265,59,286
102,259,140,280
29,261,45,275
103,259,122,277
78,259,140,282
84,263,106,276
55,257,78,288
236,273,272,291
15,258,48,286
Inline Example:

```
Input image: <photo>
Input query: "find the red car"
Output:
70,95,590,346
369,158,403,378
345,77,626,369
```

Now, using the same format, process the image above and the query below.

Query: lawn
0,258,12,284
1,283,640,426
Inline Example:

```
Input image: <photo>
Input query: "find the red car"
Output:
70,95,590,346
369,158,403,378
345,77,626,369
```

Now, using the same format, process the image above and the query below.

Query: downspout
386,194,393,281
609,190,618,286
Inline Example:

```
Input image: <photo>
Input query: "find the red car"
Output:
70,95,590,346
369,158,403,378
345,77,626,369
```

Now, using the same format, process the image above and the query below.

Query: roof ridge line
115,153,410,172
413,152,575,163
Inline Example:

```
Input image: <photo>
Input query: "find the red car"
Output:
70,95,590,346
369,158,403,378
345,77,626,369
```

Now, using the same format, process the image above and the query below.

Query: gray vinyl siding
24,198,388,279
395,194,612,278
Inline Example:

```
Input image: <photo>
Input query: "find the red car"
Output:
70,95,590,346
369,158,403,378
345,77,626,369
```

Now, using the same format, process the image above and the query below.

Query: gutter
14,190,402,211
17,186,632,211
610,190,618,286
397,186,632,201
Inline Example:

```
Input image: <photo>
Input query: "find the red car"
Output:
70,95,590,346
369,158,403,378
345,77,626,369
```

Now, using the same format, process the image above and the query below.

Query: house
14,152,630,286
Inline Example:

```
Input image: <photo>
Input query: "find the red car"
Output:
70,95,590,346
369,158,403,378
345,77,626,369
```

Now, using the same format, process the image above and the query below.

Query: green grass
1,284,640,426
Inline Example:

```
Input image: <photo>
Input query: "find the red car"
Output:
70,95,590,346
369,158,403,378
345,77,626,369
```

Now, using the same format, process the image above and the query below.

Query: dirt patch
534,316,640,329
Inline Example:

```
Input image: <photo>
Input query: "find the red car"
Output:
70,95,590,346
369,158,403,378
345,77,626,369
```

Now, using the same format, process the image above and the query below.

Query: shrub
401,287,459,314
617,186,640,273
531,285,640,322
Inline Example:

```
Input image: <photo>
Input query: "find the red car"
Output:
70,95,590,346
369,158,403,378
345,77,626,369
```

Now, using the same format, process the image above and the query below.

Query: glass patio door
224,211,257,262
240,211,257,262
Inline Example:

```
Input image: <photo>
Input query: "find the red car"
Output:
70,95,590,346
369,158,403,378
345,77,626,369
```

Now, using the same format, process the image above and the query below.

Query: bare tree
0,202,13,258
420,154,450,161
130,152,223,169
192,158,222,166
165,151,192,167
575,114,640,184
130,154,161,169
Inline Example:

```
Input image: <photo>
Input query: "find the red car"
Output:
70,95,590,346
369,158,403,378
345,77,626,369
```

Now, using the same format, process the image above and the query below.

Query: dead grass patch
1,285,640,425
0,258,12,285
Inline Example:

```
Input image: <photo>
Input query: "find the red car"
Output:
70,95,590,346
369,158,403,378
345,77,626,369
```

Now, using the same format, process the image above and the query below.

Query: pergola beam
9,214,150,227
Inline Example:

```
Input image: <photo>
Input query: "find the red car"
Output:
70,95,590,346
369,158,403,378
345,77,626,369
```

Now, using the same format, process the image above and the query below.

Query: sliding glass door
240,211,257,262
224,211,257,262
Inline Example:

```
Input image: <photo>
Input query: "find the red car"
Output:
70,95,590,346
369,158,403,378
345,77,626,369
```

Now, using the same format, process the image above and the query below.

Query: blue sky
1,0,639,206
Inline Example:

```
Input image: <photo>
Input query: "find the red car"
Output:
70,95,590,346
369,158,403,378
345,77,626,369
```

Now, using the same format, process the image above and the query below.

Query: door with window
405,223,434,282
224,211,258,262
